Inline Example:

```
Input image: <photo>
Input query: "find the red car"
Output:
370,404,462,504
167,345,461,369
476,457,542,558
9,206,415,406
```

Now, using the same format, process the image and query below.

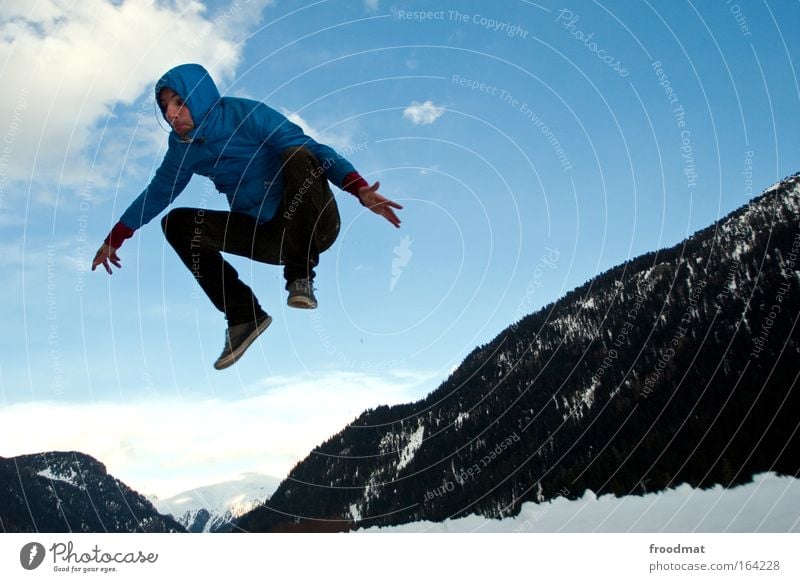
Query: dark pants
161,147,340,325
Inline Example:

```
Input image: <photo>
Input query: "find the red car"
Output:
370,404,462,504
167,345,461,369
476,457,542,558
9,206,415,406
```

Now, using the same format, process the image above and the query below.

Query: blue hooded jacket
119,64,358,230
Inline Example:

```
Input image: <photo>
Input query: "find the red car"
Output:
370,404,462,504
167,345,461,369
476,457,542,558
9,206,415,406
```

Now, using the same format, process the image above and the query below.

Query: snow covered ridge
395,424,425,472
762,172,800,198
533,171,800,349
348,421,427,522
37,466,83,490
723,173,800,239
1,452,185,533
360,472,800,533
235,174,800,533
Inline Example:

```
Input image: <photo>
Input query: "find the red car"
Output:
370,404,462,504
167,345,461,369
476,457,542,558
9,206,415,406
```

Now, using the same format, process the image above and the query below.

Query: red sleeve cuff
104,221,135,249
342,171,369,198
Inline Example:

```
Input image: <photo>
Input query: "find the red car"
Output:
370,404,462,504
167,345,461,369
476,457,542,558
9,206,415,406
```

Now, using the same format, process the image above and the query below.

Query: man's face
158,88,195,137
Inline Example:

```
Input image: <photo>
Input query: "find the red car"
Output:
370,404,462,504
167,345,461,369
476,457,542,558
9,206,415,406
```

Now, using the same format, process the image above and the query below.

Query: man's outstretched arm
92,242,122,274
355,180,402,228
250,103,403,227
91,221,133,274
91,145,192,275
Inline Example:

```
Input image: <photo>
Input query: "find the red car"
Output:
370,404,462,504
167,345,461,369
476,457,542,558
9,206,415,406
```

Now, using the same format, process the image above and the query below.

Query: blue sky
0,0,798,497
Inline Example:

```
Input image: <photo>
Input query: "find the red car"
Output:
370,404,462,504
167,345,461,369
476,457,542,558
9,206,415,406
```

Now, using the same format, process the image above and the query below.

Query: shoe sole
287,296,317,309
214,315,273,370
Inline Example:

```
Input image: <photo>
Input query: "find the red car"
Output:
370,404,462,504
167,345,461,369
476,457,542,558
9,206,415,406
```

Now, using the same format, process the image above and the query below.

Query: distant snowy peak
152,473,281,533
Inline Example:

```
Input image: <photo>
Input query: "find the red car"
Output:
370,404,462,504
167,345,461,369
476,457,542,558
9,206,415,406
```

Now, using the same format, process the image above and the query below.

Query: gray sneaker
214,314,272,370
286,278,318,309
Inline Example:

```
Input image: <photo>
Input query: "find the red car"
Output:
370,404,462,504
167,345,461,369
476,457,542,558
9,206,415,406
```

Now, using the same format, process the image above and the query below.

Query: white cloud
403,100,445,126
283,109,354,154
207,0,274,41
0,0,269,203
363,0,380,11
0,369,437,497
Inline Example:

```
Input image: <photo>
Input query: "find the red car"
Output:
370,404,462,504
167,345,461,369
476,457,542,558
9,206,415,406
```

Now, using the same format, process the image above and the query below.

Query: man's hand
92,243,122,275
358,181,403,228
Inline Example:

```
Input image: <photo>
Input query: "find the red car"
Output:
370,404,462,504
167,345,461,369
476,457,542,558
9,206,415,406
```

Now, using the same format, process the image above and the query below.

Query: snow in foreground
360,472,800,533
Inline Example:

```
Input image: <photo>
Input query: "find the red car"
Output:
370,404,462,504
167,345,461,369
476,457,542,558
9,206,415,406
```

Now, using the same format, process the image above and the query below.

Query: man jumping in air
92,63,402,370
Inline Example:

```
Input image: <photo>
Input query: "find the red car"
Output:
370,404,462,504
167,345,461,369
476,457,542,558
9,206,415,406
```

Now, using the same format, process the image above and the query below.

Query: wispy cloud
282,109,354,153
391,235,413,291
363,0,380,11
403,100,445,126
0,369,438,497
0,0,269,202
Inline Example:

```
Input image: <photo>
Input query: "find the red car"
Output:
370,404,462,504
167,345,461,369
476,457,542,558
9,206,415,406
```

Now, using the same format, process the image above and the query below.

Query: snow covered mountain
150,473,281,533
235,173,800,533
0,451,185,533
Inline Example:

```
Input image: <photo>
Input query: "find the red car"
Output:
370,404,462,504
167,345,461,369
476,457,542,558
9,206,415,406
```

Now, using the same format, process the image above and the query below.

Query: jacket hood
155,63,221,141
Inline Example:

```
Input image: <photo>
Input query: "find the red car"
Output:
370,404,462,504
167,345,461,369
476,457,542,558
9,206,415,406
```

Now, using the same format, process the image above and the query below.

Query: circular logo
19,542,46,570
